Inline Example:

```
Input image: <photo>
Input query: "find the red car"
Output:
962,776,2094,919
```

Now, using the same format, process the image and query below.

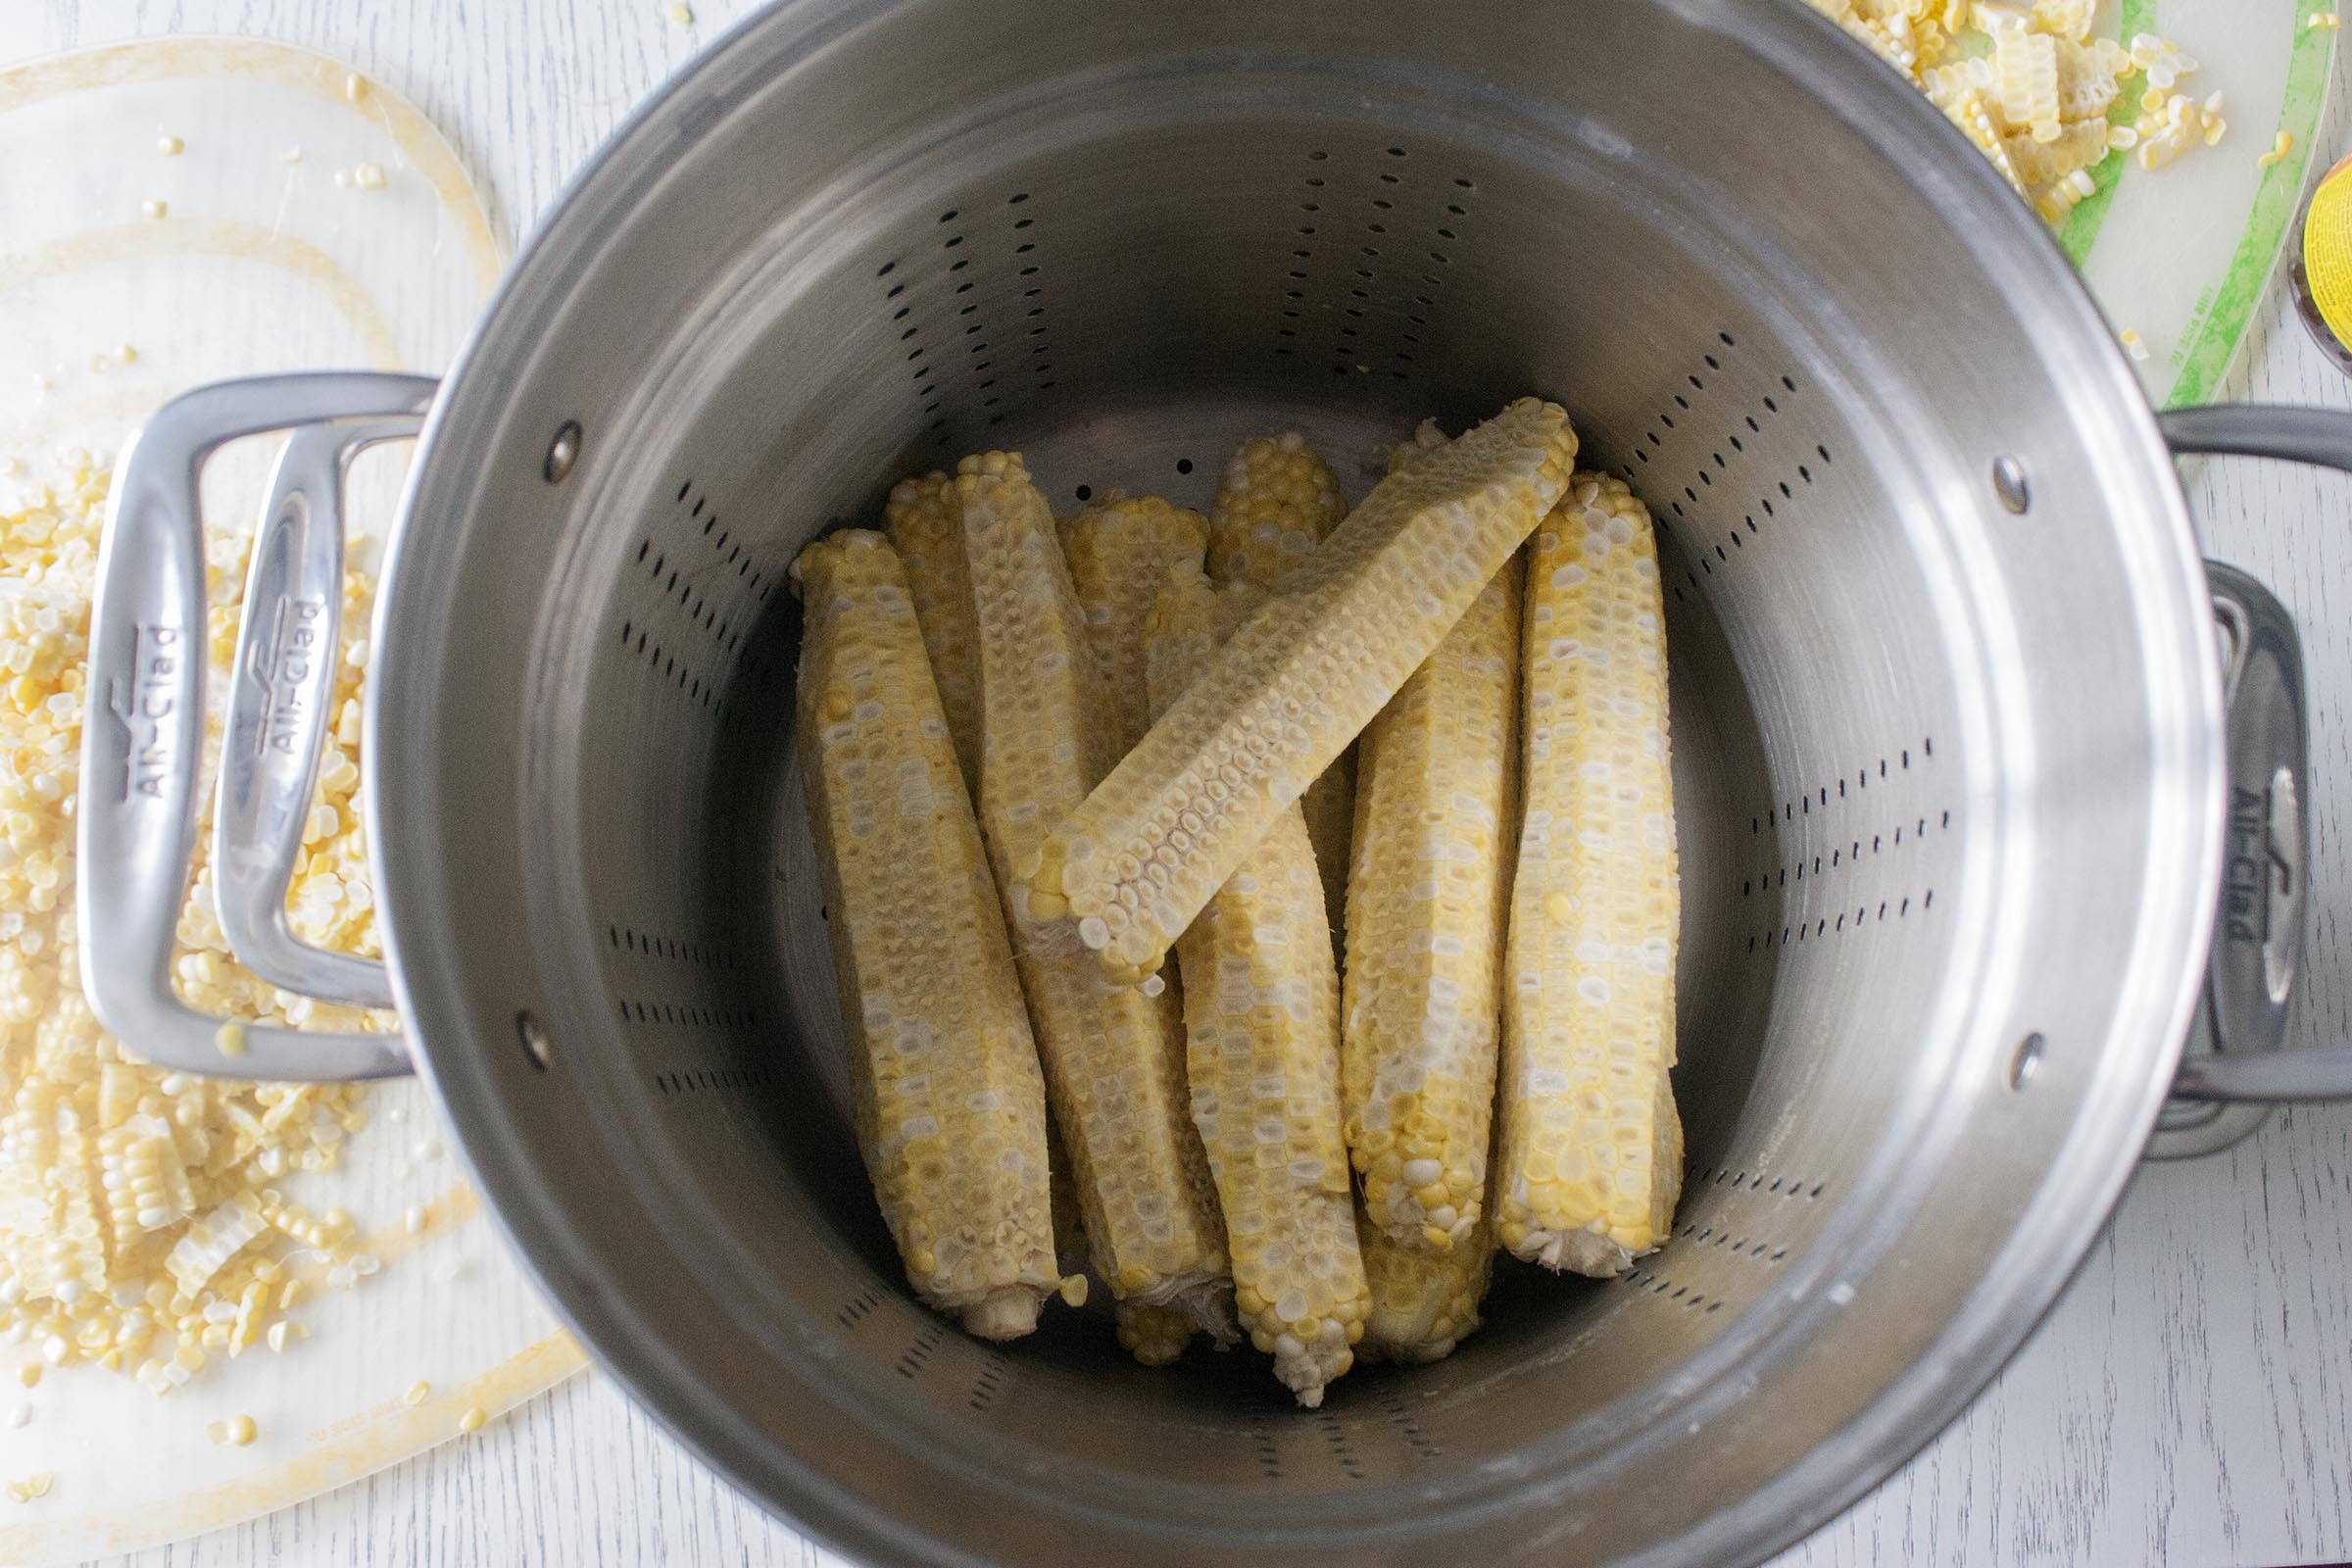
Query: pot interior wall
573,111,1962,1478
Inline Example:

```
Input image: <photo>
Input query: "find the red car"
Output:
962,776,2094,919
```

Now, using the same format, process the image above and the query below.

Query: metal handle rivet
544,421,583,484
517,1009,552,1070
1990,456,2030,514
2008,1031,2045,1090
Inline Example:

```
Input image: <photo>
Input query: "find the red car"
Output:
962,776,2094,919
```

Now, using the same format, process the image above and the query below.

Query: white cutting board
2065,0,2340,406
0,38,580,1566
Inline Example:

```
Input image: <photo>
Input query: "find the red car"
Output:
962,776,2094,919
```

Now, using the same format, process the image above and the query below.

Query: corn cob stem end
961,1288,1048,1342
1508,1224,1634,1278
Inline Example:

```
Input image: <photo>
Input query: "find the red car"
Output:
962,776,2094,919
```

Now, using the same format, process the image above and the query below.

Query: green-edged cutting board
2064,0,2339,406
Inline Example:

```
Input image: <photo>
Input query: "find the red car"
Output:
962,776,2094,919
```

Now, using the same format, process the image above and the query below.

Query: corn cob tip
1271,1324,1354,1408
1116,1300,1197,1366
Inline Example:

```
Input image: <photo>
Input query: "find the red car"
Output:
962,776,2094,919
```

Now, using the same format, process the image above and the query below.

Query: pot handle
212,417,419,1012
78,372,435,1082
2159,405,2352,1103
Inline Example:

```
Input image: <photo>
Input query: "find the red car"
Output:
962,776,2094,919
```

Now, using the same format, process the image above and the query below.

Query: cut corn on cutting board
0,39,579,1565
2061,0,2338,405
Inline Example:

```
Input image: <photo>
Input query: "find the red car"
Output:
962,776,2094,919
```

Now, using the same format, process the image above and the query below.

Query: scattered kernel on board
1805,0,2221,220
0,454,402,1401
458,1405,487,1433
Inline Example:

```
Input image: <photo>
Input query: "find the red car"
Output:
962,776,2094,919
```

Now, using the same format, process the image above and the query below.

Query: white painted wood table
19,2,2352,1564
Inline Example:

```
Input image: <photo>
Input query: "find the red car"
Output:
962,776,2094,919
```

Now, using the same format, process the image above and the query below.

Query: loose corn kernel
206,1412,257,1446
16,1366,36,1389
664,1,695,21
403,1379,431,1406
142,199,167,220
352,163,388,191
2312,12,2342,28
157,135,183,155
343,73,368,103
2259,130,2295,169
457,1405,486,1433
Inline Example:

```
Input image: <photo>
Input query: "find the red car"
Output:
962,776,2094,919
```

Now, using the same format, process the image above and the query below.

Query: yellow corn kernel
1494,474,1682,1276
404,1378,431,1406
207,1413,257,1446
790,529,1062,1342
956,453,1233,1350
1057,495,1208,752
1019,399,1576,986
1343,558,1519,1247
1149,565,1367,1407
882,471,982,796
2259,130,2294,170
457,1405,486,1434
1209,433,1357,937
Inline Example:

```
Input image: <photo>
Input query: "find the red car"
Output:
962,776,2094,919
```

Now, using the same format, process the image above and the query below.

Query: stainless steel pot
71,1,2352,1563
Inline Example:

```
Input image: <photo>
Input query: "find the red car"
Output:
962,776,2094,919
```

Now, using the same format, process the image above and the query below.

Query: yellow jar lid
2303,153,2352,353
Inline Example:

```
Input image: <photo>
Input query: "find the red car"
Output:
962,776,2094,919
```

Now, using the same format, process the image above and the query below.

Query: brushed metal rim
365,1,2227,1563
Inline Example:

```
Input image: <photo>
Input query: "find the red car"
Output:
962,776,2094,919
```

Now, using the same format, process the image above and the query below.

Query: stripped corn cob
883,472,981,794
1355,1198,1495,1364
1494,473,1683,1276
790,530,1069,1338
1018,399,1577,986
956,453,1234,1348
1343,559,1519,1248
1058,496,1209,752
1210,433,1356,943
1149,564,1367,1407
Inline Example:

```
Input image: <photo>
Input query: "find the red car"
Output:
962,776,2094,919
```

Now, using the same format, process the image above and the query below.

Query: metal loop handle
78,372,436,1081
2157,404,2352,1105
213,418,419,1011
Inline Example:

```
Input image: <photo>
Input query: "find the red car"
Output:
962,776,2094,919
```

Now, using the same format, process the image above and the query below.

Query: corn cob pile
793,399,1682,1405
